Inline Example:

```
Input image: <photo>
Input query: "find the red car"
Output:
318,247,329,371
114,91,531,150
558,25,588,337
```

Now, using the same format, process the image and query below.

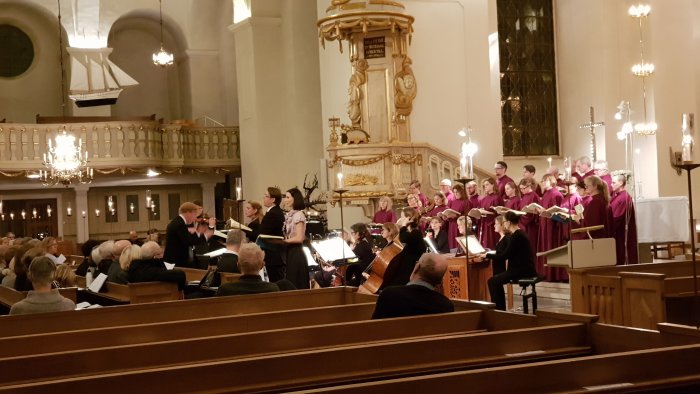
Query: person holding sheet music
485,211,538,311
424,192,448,233
426,217,450,254
282,188,310,289
517,178,540,260
536,174,567,281
163,202,212,268
384,207,425,288
372,196,397,224
579,175,612,239
503,180,520,210
478,178,503,250
242,201,264,242
446,183,469,249
259,187,286,282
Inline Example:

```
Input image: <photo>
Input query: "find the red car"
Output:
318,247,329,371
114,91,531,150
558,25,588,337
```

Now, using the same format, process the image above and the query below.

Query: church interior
2,0,700,391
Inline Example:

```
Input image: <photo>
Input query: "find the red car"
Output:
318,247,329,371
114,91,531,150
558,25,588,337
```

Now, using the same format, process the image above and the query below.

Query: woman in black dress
383,207,425,288
345,223,376,286
242,200,264,242
486,211,538,310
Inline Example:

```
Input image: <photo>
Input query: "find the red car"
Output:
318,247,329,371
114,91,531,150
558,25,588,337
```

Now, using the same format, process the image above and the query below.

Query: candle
0,200,3,214
81,210,86,218
67,205,72,216
47,205,52,217
95,208,100,217
337,172,344,188
21,210,26,220
547,157,552,169
235,177,242,200
460,157,467,177
32,208,37,219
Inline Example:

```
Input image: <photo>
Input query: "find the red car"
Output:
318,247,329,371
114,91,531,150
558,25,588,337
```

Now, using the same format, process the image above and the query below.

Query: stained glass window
497,0,559,156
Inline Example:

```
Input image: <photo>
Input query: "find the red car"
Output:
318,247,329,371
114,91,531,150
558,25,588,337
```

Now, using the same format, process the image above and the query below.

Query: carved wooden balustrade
0,122,240,176
327,142,491,212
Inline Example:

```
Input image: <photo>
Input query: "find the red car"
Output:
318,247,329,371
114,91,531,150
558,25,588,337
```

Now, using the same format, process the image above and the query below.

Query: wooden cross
579,106,605,162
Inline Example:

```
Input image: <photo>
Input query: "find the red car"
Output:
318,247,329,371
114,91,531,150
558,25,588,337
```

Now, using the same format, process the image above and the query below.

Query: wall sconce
235,177,242,200
111,209,116,216
0,200,3,215
32,208,37,219
81,210,86,218
21,210,26,220
1,213,4,221
47,205,52,218
146,190,152,208
10,212,14,220
67,203,72,217
108,195,114,210
95,208,100,217
129,202,135,214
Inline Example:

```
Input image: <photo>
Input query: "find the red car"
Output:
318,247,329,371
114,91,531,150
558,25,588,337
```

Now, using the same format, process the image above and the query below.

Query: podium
539,238,617,268
442,255,492,301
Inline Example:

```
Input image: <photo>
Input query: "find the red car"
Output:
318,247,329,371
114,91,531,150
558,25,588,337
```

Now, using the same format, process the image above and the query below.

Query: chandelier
152,0,174,67
40,130,93,186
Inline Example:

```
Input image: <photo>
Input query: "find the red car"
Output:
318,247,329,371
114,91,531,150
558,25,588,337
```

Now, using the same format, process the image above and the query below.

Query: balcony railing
0,122,241,173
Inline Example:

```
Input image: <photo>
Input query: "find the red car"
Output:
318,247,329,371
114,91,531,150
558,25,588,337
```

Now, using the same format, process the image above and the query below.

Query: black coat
372,284,454,319
163,215,204,267
258,205,285,282
128,258,187,291
215,274,280,296
384,225,425,288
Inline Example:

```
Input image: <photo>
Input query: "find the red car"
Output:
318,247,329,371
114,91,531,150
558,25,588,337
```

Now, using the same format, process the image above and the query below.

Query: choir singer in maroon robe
478,178,503,250
447,183,470,249
495,161,514,198
611,174,638,264
372,196,397,224
518,178,541,260
504,180,520,210
579,175,612,239
536,174,567,281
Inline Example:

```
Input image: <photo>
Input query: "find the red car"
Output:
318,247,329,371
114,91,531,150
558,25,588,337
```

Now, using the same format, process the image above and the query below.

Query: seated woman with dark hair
426,216,450,254
485,211,538,310
345,223,376,287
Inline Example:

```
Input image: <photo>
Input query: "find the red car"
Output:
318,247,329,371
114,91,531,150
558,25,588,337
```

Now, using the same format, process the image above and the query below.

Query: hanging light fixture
629,4,656,136
152,0,174,67
40,128,93,186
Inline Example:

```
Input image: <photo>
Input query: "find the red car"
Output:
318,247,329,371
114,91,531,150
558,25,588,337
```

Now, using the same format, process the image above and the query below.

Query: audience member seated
13,246,45,291
129,230,143,246
146,228,160,244
75,239,101,277
41,237,62,265
372,253,454,319
96,241,116,277
216,244,280,296
275,278,297,291
426,216,450,254
54,264,77,288
108,244,140,285
10,256,75,315
218,229,242,274
128,241,186,292
4,231,16,246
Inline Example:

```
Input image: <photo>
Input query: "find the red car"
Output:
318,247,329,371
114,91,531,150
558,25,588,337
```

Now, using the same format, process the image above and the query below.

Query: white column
201,183,216,216
74,185,90,242
184,49,224,121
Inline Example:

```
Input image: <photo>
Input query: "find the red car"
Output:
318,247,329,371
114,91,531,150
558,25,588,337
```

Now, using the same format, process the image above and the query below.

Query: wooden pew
292,344,700,393
0,322,592,392
568,259,700,329
0,288,381,335
75,276,180,305
178,267,242,285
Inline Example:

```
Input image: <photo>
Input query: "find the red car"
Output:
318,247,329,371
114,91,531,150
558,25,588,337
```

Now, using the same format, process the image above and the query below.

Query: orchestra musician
408,180,429,209
381,222,400,246
426,216,450,254
372,196,397,224
345,223,376,286
484,215,509,276
384,207,425,288
485,211,538,311
163,202,213,268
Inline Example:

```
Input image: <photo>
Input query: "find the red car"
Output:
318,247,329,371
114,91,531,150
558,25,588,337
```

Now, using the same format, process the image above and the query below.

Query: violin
357,241,403,294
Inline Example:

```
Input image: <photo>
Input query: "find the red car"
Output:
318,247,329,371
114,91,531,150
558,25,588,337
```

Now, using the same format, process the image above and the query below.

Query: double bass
357,241,403,294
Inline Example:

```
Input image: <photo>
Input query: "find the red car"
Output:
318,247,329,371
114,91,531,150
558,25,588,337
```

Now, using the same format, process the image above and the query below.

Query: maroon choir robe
561,193,583,241
478,193,504,250
505,196,520,210
573,169,595,184
447,198,469,249
610,190,638,265
497,175,514,198
468,194,480,238
537,187,567,281
518,191,541,260
600,174,613,195
425,204,448,233
520,178,543,196
444,190,455,204
372,209,396,224
581,193,612,239
417,192,429,209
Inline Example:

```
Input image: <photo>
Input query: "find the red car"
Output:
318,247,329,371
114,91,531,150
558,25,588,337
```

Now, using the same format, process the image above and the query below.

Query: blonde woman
372,196,396,224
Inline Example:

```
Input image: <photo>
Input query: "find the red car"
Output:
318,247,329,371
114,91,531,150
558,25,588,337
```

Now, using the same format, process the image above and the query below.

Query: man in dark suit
163,202,213,268
217,229,242,273
371,253,454,319
216,243,279,296
258,186,286,282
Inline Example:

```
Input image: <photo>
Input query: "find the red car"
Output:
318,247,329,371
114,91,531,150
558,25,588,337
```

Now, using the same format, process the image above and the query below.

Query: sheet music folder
537,237,616,268
311,238,356,263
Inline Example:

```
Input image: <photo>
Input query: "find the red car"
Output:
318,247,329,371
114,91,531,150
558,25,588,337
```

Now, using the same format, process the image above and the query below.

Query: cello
357,241,403,294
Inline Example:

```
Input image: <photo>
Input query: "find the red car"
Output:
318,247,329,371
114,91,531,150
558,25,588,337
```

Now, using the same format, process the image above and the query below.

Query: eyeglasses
494,167,504,170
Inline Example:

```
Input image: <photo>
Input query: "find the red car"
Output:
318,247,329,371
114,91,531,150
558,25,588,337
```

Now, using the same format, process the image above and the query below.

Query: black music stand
454,177,474,301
